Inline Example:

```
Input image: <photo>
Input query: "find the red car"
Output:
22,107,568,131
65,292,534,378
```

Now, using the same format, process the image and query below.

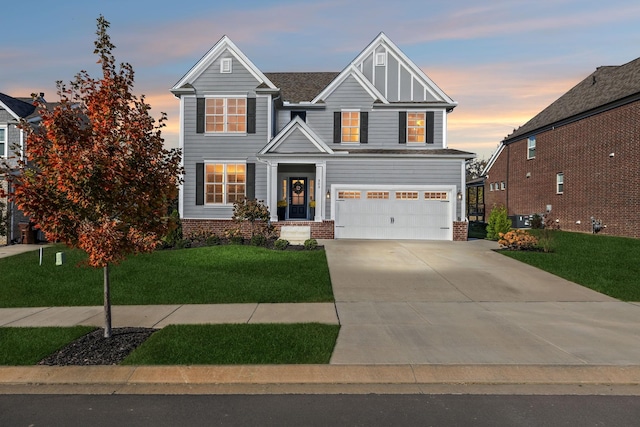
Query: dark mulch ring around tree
38,328,156,366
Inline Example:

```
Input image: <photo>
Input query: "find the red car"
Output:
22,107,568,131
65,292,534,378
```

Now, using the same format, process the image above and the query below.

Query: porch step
280,226,311,245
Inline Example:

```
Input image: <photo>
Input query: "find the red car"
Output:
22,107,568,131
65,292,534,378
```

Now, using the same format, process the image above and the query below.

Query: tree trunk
103,264,112,338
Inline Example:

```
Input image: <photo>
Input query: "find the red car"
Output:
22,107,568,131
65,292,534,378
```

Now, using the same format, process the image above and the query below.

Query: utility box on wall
509,215,531,229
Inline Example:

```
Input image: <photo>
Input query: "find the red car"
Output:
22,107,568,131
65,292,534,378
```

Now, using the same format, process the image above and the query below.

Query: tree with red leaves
1,16,182,337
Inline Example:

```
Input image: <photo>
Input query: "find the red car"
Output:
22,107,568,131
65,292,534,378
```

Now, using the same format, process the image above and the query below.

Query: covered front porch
265,161,328,223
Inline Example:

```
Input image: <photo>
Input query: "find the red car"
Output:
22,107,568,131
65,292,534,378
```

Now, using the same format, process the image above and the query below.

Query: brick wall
0,178,6,245
485,100,640,239
453,221,468,241
182,219,335,241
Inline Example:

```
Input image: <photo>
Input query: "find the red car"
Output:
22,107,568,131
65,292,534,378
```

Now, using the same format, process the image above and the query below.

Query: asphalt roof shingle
505,57,640,142
264,72,340,103
0,93,36,119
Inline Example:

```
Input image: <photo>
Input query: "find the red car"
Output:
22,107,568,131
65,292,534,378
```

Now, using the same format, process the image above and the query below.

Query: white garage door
334,186,454,240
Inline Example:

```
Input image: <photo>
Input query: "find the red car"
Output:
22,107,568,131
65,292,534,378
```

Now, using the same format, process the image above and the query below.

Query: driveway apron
323,239,640,365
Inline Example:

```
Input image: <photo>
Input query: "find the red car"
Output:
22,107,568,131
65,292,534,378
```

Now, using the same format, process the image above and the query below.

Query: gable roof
259,116,334,155
505,57,640,143
0,93,36,120
171,35,276,94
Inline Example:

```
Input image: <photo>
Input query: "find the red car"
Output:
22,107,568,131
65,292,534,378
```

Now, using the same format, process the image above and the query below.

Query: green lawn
0,245,334,307
0,326,95,365
499,231,640,301
122,324,340,365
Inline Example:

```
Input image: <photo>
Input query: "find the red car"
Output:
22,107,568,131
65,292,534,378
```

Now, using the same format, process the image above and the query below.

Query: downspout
506,144,510,214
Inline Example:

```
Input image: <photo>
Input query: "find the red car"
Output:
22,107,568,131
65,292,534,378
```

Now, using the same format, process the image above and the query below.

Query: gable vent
375,52,386,66
221,58,232,73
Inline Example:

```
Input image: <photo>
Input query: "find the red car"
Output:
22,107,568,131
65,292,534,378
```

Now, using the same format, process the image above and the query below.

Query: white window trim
407,111,426,144
204,96,247,134
341,109,360,144
556,173,564,194
204,161,247,205
220,58,232,73
0,125,6,157
527,136,536,159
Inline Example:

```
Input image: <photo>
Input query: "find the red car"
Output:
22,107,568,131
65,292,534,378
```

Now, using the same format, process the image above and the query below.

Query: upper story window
556,173,564,194
0,126,6,157
341,111,360,143
527,136,536,159
333,111,368,144
205,162,246,204
205,97,246,133
407,112,426,143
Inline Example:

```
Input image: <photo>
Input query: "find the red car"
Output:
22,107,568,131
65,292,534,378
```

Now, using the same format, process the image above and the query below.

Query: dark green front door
289,178,307,219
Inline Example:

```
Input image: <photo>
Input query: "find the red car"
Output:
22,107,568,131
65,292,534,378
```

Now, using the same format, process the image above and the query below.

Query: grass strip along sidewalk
0,324,340,366
0,245,334,307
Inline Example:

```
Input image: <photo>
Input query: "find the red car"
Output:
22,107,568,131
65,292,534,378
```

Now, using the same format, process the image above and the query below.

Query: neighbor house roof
504,56,640,143
264,72,340,103
0,93,36,120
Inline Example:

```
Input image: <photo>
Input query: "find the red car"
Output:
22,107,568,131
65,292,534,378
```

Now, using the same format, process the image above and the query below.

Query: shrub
530,213,543,229
232,198,270,238
250,234,267,247
161,209,182,248
486,205,511,240
304,238,318,250
498,229,539,251
205,235,221,246
274,239,289,250
175,239,191,249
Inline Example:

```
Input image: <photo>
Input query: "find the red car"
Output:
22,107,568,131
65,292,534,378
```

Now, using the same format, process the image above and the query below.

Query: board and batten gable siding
192,52,261,92
324,158,464,219
357,51,440,103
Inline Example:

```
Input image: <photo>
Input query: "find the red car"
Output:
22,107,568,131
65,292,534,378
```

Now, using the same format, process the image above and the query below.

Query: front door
288,178,307,219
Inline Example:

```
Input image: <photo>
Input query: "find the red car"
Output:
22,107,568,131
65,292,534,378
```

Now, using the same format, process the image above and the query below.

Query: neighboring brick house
172,33,474,241
483,58,640,238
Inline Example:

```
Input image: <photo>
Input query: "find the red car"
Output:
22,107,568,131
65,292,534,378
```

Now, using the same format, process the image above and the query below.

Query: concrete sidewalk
1,240,640,394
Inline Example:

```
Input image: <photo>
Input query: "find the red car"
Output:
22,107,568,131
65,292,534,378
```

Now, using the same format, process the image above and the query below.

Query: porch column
314,163,325,221
268,161,279,222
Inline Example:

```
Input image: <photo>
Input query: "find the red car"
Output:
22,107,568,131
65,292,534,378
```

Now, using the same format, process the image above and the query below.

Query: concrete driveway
323,239,640,365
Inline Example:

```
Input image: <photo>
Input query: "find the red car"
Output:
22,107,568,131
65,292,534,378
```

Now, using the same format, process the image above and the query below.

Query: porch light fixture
456,191,462,201
326,190,331,199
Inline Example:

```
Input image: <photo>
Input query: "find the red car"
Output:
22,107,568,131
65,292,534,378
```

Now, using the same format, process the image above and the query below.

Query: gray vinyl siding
362,54,373,82
192,52,260,92
182,93,270,219
387,55,399,101
273,128,320,153
400,67,412,100
324,158,463,218
374,46,386,91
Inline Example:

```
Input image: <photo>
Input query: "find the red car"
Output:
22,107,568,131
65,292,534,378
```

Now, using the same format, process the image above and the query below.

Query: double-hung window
0,126,6,157
407,112,426,143
205,97,246,133
341,111,360,143
556,173,564,194
527,136,536,159
205,163,246,204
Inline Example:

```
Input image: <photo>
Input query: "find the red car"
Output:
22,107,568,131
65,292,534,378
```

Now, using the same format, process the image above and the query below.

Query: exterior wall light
456,191,463,201
326,190,331,199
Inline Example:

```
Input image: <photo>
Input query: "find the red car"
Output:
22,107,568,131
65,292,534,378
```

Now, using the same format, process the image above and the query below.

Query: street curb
2,365,640,386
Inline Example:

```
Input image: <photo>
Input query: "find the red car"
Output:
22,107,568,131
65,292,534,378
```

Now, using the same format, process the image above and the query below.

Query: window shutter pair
196,98,256,134
398,111,434,144
333,112,368,143
195,162,255,205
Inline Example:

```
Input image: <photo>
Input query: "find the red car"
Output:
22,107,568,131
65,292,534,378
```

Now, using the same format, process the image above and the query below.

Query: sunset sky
3,0,640,159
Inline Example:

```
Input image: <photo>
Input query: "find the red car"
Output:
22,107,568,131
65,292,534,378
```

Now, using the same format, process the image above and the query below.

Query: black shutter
247,98,256,134
196,163,204,205
246,162,255,200
398,112,406,144
196,98,205,134
426,111,435,144
333,111,341,143
360,112,368,144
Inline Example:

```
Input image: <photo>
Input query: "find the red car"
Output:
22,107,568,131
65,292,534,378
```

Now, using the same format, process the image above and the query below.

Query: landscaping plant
0,16,182,337
498,229,539,251
486,204,511,240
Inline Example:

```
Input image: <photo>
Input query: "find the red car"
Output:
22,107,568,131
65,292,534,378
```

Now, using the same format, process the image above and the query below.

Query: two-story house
171,33,474,241
0,92,41,245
